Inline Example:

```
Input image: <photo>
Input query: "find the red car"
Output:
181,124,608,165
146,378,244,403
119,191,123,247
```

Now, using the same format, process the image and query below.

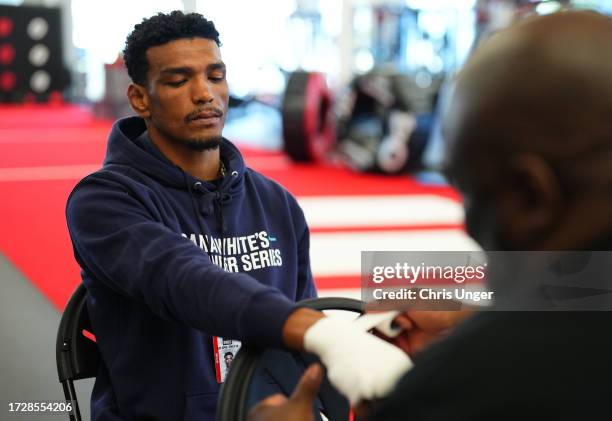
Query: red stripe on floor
315,276,361,289
310,223,464,234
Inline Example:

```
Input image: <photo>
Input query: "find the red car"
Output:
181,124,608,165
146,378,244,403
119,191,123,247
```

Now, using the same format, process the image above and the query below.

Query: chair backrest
217,296,365,421
56,283,100,384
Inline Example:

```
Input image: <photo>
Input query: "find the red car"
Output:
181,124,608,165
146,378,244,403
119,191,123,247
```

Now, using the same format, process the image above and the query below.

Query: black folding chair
56,283,100,421
217,297,365,421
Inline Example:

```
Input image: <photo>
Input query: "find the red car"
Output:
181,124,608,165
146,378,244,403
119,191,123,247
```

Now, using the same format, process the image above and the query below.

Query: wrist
282,307,325,351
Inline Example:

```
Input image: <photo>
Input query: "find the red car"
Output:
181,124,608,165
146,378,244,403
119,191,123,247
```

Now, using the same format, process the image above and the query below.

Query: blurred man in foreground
250,10,612,421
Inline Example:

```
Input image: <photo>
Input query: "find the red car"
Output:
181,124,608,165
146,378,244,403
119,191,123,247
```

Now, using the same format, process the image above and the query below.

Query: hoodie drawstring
185,174,214,261
214,190,231,257
186,171,232,265
214,191,230,233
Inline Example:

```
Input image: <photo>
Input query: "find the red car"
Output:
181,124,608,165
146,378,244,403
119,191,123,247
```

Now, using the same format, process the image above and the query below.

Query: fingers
291,363,323,404
392,313,413,331
258,394,288,407
247,365,323,421
247,394,288,421
354,311,402,338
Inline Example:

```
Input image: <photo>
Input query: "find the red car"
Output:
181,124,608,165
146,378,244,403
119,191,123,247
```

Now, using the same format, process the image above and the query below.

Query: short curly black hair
123,11,220,85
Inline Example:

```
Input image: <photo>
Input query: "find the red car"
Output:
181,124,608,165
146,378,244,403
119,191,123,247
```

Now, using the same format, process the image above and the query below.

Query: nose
191,75,213,104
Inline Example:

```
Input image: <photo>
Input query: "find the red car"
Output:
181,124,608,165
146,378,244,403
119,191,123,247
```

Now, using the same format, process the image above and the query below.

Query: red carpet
1,104,463,310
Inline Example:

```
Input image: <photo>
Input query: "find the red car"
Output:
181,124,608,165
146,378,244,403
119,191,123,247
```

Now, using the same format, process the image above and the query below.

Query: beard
156,123,223,151
185,136,223,151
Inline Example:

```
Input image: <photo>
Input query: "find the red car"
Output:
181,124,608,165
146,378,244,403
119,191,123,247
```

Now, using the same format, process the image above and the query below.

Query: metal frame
55,284,100,421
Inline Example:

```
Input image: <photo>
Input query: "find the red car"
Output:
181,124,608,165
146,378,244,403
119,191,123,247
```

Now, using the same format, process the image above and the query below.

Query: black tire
282,71,336,162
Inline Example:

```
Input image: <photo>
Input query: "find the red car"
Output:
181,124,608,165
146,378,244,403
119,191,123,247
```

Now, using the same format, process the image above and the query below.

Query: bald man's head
445,11,612,251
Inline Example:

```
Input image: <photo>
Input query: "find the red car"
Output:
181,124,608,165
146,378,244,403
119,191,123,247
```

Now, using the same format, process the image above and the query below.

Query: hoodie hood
104,116,245,199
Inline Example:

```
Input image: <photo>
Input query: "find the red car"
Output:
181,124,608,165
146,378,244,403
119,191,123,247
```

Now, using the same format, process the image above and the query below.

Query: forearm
282,307,325,351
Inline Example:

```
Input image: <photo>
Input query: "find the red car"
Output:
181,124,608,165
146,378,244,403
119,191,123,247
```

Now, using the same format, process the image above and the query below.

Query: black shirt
366,311,612,420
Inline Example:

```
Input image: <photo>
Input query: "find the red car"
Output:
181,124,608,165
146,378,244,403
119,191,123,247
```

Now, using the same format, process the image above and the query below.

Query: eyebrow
207,62,226,72
160,62,226,76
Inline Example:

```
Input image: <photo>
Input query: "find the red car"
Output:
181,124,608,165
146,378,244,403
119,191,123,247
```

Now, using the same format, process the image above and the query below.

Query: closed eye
209,74,226,83
166,79,187,87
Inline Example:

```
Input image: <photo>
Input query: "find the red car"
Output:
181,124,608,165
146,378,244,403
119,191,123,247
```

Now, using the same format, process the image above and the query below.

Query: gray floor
0,253,93,420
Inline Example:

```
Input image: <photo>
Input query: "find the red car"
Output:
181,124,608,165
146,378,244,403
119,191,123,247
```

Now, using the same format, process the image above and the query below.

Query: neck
147,125,222,181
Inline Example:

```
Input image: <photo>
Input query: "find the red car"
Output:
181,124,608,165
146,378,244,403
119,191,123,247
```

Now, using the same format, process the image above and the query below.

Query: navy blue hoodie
66,117,316,420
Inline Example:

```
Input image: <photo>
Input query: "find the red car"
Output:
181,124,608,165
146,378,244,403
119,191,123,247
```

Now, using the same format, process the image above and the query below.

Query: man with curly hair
66,10,411,421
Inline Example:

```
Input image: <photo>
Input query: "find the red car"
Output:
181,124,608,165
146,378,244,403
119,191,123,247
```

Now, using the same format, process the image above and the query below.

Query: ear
127,83,150,118
498,153,563,248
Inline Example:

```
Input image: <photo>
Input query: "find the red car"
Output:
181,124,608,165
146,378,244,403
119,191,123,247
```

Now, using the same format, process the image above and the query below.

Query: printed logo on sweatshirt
181,230,283,273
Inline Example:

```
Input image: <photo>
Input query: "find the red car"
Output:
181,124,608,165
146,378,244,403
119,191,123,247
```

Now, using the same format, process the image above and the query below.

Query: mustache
185,107,224,122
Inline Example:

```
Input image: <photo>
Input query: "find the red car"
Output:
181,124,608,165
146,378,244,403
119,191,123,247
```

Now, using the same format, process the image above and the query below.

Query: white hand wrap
304,316,413,405
353,311,401,338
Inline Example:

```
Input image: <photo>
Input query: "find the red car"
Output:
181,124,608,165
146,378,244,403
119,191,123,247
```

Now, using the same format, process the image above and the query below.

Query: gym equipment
216,297,365,421
282,68,432,174
93,55,133,119
0,4,70,103
282,71,336,162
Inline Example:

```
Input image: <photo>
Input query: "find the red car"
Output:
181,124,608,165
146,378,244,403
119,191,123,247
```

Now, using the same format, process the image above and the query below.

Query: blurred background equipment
281,68,432,174
92,54,132,119
0,4,69,103
282,71,336,162
335,67,432,174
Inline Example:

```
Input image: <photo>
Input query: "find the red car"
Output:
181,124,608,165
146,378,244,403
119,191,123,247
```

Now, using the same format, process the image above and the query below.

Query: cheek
153,92,183,112
216,84,229,108
150,95,187,125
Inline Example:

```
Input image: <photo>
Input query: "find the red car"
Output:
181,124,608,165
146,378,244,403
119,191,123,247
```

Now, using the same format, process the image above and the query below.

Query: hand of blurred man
248,364,323,421
365,297,476,356
388,309,475,356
